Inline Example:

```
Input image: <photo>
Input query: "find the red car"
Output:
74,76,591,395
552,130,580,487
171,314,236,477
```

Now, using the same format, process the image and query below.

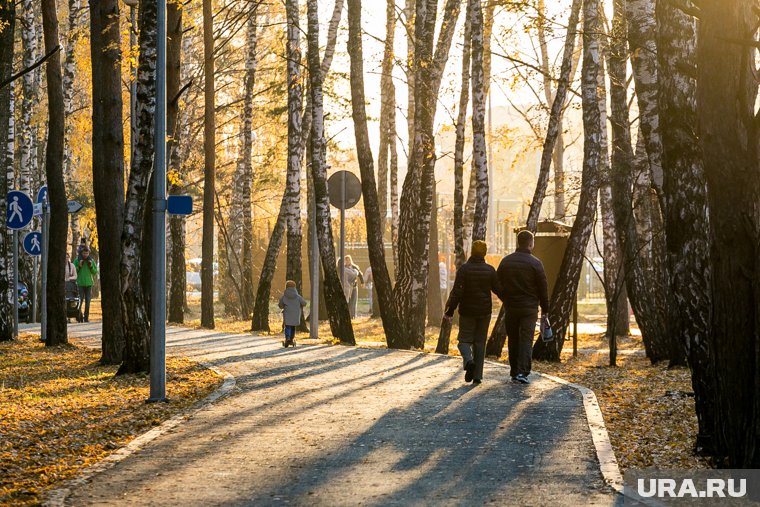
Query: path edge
42,363,236,507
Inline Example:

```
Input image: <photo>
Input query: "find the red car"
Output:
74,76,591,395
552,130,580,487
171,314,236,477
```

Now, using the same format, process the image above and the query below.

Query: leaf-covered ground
0,333,222,506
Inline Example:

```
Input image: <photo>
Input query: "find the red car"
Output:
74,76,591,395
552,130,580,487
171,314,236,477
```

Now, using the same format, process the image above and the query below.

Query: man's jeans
457,314,490,381
505,307,538,377
78,285,92,321
284,325,296,341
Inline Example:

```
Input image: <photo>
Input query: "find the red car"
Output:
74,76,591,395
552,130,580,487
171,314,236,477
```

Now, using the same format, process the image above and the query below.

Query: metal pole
309,185,319,339
487,91,495,247
41,201,49,343
573,297,578,358
31,256,37,323
12,230,18,338
340,172,346,294
149,0,167,403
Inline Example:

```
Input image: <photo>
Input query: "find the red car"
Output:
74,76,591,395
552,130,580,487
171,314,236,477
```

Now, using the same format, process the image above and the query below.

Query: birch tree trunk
453,5,472,269
284,0,303,314
306,0,354,344
200,0,215,329
255,0,342,331
19,0,39,195
469,0,488,242
656,0,715,455
697,0,760,467
525,0,581,231
0,0,15,342
230,4,257,319
118,0,156,374
606,0,669,366
63,0,82,256
346,0,403,347
625,0,663,200
377,0,395,235
395,0,461,349
41,0,67,347
89,0,125,363
533,0,603,362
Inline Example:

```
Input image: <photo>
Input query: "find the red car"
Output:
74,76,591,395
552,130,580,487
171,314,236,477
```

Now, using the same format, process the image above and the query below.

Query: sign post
309,183,319,339
327,170,362,313
6,190,34,338
24,231,42,326
41,200,49,343
148,0,168,403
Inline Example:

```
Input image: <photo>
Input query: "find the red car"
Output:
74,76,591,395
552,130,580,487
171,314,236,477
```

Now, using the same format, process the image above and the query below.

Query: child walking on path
279,280,307,347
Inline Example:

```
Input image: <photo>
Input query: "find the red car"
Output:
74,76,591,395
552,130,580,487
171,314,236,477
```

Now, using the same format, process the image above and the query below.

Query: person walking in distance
75,246,98,322
497,230,549,384
444,241,503,385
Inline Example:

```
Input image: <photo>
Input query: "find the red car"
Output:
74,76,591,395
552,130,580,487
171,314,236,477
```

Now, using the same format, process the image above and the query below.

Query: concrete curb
42,363,236,507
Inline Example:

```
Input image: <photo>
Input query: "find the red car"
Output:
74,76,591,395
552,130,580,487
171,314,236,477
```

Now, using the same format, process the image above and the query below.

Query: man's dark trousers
505,307,537,377
457,314,490,381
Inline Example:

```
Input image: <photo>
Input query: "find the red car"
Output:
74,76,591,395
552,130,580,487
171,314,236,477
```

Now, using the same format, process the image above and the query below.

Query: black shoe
464,361,475,382
514,374,530,384
511,376,520,384
472,379,482,385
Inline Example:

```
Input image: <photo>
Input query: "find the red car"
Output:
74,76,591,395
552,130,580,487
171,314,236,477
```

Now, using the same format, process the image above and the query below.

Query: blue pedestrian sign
23,231,42,256
6,190,33,230
36,185,48,204
167,195,193,216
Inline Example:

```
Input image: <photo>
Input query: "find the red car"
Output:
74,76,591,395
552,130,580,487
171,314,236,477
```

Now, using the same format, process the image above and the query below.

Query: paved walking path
37,323,621,506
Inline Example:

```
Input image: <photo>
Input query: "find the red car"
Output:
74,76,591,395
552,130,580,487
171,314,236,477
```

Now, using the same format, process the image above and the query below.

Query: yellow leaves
168,168,183,187
0,333,221,506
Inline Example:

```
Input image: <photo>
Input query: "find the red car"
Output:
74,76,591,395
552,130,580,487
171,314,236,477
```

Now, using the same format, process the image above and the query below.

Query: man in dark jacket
497,230,549,384
444,240,502,385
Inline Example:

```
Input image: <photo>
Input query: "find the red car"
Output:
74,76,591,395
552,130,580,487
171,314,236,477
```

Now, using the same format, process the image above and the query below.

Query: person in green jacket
75,246,98,322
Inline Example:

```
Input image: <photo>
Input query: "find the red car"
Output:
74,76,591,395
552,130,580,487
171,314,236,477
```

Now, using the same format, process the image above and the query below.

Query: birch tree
453,3,472,269
41,0,67,346
118,0,157,374
89,0,125,363
533,0,603,362
377,0,395,236
346,0,403,347
19,0,39,195
63,0,82,255
395,0,461,349
656,0,715,455
306,0,354,344
697,0,759,467
469,0,488,241
0,0,14,342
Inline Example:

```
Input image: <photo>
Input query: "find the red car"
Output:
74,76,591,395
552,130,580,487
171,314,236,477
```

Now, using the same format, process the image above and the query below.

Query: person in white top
65,258,77,283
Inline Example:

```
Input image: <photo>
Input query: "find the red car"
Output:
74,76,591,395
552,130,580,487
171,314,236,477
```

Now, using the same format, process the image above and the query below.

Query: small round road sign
327,171,362,210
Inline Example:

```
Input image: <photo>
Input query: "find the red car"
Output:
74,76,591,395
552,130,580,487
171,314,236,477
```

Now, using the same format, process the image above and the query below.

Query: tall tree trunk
453,4,472,269
167,0,186,325
284,0,303,323
0,0,15,342
656,0,715,455
469,0,488,242
229,5,257,320
405,0,416,158
118,0,156,374
255,0,342,332
533,0,603,362
525,0,582,231
19,0,39,195
251,201,286,332
200,0,215,329
346,0,404,347
41,0,67,347
89,0,125,363
395,0,461,349
625,0,663,200
306,0,354,344
426,184,442,326
697,0,760,467
377,0,395,236
63,0,82,256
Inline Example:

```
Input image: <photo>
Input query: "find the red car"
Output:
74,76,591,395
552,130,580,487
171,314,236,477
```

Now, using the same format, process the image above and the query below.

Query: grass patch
0,333,222,506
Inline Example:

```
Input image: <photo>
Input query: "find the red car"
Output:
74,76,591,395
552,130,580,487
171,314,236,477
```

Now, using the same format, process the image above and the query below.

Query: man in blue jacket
444,240,503,385
497,230,550,384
